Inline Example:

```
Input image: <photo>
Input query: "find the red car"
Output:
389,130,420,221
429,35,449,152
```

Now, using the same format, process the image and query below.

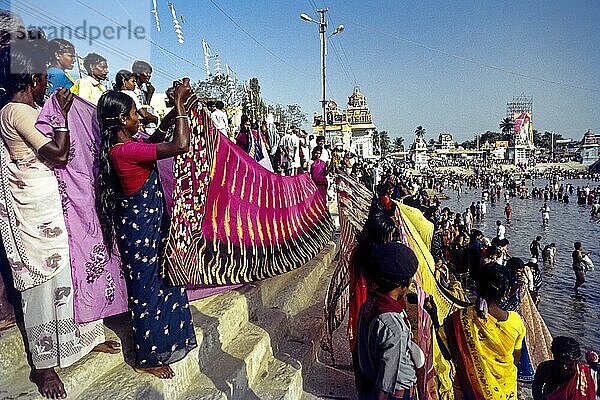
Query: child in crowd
355,242,423,400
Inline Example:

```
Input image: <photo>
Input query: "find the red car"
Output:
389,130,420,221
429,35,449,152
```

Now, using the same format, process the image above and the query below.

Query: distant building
506,94,535,165
580,129,600,166
312,87,377,159
411,130,428,170
436,133,456,151
346,88,377,159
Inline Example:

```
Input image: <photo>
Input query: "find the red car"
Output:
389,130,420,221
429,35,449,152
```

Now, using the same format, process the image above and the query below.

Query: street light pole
301,10,343,146
318,9,327,143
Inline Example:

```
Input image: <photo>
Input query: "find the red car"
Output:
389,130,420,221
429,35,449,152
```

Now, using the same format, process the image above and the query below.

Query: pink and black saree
162,96,334,285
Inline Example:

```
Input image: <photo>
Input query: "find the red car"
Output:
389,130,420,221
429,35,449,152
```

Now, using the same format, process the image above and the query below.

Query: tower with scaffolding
506,94,535,166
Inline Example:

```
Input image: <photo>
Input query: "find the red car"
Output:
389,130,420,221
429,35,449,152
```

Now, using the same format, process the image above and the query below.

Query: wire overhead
205,0,304,75
351,19,600,94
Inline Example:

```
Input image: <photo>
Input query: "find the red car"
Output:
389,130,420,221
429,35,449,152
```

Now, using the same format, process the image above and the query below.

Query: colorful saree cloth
518,288,553,371
546,364,596,400
310,159,328,200
163,97,333,285
441,307,525,400
35,93,128,323
156,150,241,300
114,169,196,367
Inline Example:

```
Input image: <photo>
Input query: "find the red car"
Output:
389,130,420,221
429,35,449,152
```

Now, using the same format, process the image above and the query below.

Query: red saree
546,364,596,400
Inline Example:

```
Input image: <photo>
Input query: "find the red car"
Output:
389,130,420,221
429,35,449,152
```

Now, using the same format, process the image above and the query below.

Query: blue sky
6,0,600,143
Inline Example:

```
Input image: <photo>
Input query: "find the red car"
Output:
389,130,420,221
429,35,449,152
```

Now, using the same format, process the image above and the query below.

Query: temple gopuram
312,87,377,159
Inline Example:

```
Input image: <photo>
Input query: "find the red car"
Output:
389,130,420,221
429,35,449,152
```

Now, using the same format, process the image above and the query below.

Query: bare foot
30,368,66,399
92,340,121,354
135,365,175,379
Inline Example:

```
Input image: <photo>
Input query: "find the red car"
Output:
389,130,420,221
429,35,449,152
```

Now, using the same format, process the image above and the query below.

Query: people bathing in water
504,202,512,223
572,242,588,296
496,220,506,241
540,202,550,224
543,243,557,266
530,235,543,260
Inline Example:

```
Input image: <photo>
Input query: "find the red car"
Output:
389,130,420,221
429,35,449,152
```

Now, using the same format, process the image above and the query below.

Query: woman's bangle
53,126,69,133
175,115,188,120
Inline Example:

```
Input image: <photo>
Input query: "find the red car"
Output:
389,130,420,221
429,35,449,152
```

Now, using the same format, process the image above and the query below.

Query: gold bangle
175,115,188,120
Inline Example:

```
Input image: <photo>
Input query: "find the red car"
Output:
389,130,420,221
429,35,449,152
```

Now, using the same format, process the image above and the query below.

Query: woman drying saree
0,39,117,399
426,262,525,400
95,81,197,379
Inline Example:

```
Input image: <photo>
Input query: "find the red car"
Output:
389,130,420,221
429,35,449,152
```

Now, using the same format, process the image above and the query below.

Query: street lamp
300,9,343,144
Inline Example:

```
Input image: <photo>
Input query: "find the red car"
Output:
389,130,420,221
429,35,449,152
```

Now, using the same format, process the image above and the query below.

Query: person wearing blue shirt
46,38,76,95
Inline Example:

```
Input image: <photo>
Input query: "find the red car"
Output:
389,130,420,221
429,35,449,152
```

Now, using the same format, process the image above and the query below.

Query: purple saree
36,94,128,323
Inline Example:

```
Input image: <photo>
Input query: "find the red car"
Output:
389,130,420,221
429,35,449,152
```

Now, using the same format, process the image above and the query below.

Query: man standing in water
572,242,586,296
504,202,512,223
530,236,542,260
496,220,506,241
539,202,550,224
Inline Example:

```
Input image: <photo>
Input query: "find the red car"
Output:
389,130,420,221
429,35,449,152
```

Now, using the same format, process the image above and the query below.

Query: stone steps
0,332,126,400
0,241,337,399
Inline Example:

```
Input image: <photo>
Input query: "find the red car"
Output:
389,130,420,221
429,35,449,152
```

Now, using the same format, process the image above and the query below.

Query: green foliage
534,131,564,149
499,117,513,134
393,136,404,151
270,103,307,129
460,139,476,149
415,125,426,137
373,130,391,155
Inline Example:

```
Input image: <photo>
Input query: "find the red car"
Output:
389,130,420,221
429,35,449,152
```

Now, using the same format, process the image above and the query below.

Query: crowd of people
0,9,344,399
1,7,600,400
0,10,267,399
346,162,599,399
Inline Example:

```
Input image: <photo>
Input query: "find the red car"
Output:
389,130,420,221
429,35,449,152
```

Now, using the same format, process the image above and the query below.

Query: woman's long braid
95,124,120,256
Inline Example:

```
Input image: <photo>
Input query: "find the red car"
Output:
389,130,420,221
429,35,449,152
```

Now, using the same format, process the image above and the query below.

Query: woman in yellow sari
426,263,525,400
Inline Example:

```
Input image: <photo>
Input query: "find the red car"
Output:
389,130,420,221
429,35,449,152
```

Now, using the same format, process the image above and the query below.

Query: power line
7,0,179,82
205,0,304,75
322,3,358,86
329,37,353,84
351,19,600,94
71,0,205,71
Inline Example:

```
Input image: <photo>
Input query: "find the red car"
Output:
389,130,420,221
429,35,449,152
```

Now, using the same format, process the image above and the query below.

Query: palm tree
499,117,513,135
393,136,404,151
415,125,426,138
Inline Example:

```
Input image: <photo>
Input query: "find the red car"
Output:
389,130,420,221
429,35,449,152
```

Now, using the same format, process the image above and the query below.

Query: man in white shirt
496,220,506,240
316,135,330,163
279,129,297,176
208,100,229,137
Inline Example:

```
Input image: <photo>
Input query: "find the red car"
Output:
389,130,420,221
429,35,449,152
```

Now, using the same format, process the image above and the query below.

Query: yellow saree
441,307,525,400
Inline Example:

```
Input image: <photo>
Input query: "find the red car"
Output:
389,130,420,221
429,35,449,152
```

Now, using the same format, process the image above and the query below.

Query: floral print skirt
114,169,196,368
